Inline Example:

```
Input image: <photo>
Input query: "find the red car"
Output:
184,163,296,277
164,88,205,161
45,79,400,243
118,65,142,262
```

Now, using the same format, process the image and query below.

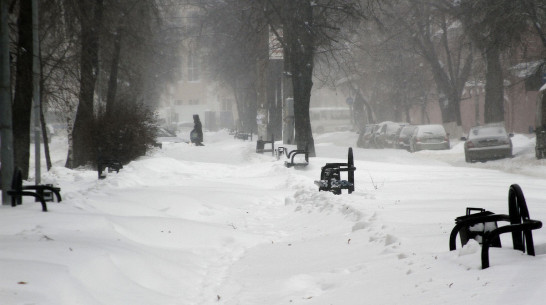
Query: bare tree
198,0,264,133
359,0,473,126
69,0,103,168
452,0,529,124
201,0,366,155
408,1,473,126
522,0,546,47
271,1,367,155
343,17,435,125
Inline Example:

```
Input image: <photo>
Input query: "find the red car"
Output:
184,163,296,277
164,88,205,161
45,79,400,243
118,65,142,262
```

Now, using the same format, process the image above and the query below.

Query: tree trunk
64,114,74,168
286,1,315,156
232,77,257,133
12,0,33,179
1,0,15,204
71,0,103,168
39,97,52,170
483,46,504,124
267,59,283,141
105,28,121,117
426,55,460,125
39,50,52,171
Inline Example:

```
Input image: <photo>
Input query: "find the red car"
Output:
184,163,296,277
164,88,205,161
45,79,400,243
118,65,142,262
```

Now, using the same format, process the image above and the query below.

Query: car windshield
469,126,507,139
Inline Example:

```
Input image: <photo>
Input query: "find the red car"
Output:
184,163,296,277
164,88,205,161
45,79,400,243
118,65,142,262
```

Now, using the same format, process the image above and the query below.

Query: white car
463,125,513,162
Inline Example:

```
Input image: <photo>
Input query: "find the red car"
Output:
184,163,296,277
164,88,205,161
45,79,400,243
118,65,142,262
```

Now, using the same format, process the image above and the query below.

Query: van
309,107,352,134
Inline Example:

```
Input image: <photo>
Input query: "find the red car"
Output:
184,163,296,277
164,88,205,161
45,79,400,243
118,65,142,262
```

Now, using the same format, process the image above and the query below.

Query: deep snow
2,130,546,305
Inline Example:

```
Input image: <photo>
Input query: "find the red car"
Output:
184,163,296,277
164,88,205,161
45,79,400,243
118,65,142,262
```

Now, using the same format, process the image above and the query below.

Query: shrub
95,99,158,165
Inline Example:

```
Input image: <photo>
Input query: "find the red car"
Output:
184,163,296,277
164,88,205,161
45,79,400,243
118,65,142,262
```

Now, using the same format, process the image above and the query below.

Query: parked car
156,127,187,143
374,121,408,148
396,125,417,150
356,124,379,148
462,125,513,162
409,124,450,152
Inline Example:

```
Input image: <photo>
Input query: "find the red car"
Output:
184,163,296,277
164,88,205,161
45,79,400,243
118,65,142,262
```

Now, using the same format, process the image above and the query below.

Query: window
189,99,199,105
175,100,183,106
188,52,200,82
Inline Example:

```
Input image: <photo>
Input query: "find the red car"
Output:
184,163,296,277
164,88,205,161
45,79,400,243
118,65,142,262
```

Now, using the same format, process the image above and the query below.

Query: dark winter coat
190,115,204,145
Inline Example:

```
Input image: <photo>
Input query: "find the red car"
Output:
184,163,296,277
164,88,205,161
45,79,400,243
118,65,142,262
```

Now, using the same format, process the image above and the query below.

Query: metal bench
7,167,62,212
98,159,123,179
280,145,309,168
234,130,252,141
314,147,356,195
449,184,543,269
256,134,275,155
276,146,287,160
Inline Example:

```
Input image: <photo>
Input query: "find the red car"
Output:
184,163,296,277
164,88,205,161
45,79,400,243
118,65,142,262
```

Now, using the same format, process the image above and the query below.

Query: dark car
463,125,513,162
357,124,378,148
409,124,450,152
374,121,408,148
396,125,417,150
156,127,186,143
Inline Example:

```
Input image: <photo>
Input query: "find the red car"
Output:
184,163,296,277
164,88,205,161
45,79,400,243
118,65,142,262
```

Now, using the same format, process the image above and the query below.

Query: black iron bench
276,146,286,160
7,167,62,212
277,145,309,168
449,184,542,269
256,134,274,155
314,147,356,195
98,159,123,179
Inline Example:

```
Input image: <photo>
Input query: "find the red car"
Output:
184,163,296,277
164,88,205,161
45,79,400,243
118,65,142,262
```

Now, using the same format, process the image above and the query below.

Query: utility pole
1,0,14,205
32,0,41,184
256,18,269,141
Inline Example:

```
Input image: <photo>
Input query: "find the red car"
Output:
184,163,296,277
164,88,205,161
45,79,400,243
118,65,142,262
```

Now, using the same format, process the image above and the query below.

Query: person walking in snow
190,114,204,146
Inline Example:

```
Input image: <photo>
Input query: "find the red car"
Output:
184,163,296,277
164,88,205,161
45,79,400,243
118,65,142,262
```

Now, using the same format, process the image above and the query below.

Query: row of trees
363,0,545,126
2,0,186,183
197,0,367,156
339,0,545,128
197,0,545,154
2,0,545,192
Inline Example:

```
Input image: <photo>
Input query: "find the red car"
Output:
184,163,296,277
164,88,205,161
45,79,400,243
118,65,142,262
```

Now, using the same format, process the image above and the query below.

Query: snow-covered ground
2,130,546,305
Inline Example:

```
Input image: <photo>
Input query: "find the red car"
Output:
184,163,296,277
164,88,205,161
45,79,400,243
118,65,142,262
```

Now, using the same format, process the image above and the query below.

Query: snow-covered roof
509,60,544,79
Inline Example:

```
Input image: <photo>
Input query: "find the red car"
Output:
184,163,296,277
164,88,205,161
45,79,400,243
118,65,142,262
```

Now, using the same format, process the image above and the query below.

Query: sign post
283,98,294,144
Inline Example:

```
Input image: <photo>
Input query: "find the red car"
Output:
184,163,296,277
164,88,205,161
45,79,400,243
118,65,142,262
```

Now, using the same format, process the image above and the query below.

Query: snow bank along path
1,130,546,305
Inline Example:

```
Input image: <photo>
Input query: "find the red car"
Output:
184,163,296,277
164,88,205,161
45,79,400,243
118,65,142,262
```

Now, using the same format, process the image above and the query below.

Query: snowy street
2,130,546,305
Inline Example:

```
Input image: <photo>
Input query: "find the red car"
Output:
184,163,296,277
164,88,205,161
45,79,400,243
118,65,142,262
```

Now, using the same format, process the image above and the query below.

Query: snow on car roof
469,125,508,138
416,124,446,135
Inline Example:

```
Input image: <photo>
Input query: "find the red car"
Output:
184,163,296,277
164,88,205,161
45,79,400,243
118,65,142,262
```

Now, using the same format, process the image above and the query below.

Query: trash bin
455,207,501,247
256,140,265,153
